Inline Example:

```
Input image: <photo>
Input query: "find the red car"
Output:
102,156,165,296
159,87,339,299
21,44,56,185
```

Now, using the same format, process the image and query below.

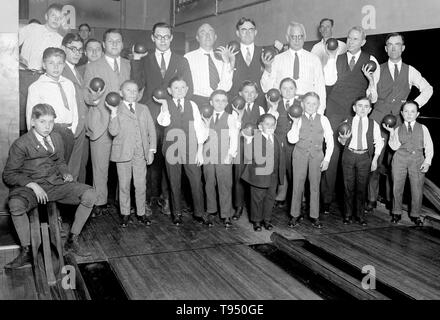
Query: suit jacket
83,56,131,141
230,45,264,97
3,130,69,188
108,102,157,162
241,131,285,188
62,65,88,137
131,51,193,107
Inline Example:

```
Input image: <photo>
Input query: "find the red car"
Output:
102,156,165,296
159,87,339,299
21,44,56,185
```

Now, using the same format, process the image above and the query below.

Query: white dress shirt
323,50,380,88
368,59,433,106
208,110,240,159
311,38,347,67
287,112,334,162
26,74,79,134
240,43,255,63
155,49,172,70
261,48,326,114
33,129,55,152
19,23,63,70
104,55,121,72
388,121,434,165
342,115,384,156
157,98,208,144
184,48,233,97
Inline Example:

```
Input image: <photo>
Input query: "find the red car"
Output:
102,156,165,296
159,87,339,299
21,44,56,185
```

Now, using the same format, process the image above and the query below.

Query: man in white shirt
184,23,236,110
366,32,433,212
261,21,326,114
311,18,347,67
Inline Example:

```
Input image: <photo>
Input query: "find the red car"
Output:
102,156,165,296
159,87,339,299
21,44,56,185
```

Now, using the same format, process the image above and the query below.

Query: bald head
196,23,217,51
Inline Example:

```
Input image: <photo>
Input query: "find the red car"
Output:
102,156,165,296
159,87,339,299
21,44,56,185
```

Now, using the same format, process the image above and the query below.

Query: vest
295,114,324,157
162,99,197,164
397,122,424,156
327,51,370,116
205,112,230,164
344,117,375,157
370,62,410,124
241,104,262,126
275,99,299,142
230,46,264,97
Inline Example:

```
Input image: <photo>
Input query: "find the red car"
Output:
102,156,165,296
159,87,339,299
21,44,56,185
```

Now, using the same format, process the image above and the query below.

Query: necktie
394,63,399,81
177,99,182,112
408,123,412,134
268,134,273,144
129,103,135,114
357,118,363,150
215,113,220,124
349,55,356,71
245,47,252,66
114,58,119,74
285,100,290,110
56,82,70,110
43,136,54,154
206,53,220,90
246,103,250,113
293,52,299,80
160,52,166,78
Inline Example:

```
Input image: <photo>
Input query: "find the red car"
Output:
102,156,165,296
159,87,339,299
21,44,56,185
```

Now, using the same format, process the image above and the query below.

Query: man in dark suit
83,29,131,216
131,22,193,214
61,33,89,183
229,17,265,110
3,104,96,269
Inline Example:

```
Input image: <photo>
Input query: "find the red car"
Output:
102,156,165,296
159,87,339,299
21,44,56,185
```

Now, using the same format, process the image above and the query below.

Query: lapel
165,53,178,79
119,102,137,120
62,65,81,86
28,130,46,154
148,53,162,78
250,46,262,66
99,57,117,82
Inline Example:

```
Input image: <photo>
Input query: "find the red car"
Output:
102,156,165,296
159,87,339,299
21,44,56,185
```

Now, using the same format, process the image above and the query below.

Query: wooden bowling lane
306,226,440,299
109,244,322,300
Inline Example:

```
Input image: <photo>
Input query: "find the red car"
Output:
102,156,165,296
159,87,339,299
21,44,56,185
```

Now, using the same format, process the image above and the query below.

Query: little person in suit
287,92,334,229
107,80,157,227
384,101,433,225
241,113,285,231
3,104,97,269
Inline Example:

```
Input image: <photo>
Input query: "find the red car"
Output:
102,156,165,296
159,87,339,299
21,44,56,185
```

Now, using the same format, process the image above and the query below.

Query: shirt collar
305,112,317,120
41,73,66,83
214,110,224,117
156,48,171,56
124,101,135,109
388,59,402,71
240,43,254,52
105,55,120,65
289,48,303,56
199,48,214,55
347,50,362,61
261,131,273,141
173,98,184,105
405,120,415,127
32,129,51,143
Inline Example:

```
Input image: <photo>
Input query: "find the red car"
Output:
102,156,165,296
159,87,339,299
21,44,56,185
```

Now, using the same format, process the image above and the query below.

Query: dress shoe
137,215,152,226
4,245,32,269
358,218,367,226
193,215,213,227
159,198,171,215
365,200,376,214
121,215,130,228
322,203,331,215
343,217,352,225
288,217,299,228
172,214,183,226
311,218,323,229
253,222,262,232
224,218,232,228
91,204,106,218
275,201,286,209
64,233,91,257
412,217,423,226
232,207,243,221
262,221,274,231
390,214,401,224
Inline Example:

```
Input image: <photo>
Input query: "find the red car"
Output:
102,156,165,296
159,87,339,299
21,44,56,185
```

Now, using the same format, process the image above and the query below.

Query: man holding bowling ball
366,32,433,213
83,28,131,217
311,18,347,67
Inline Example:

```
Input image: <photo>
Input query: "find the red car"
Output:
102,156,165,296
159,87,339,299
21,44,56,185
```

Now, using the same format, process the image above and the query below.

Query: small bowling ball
365,60,377,72
338,122,351,135
242,122,257,136
201,105,214,118
89,77,105,92
152,88,169,100
266,88,281,102
287,104,303,118
227,40,240,52
105,92,121,107
214,48,223,60
232,96,246,110
382,114,397,128
133,43,148,54
263,46,278,60
326,38,339,51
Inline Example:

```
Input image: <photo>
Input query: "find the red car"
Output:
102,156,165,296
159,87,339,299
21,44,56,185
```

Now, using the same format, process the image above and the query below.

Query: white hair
287,21,307,39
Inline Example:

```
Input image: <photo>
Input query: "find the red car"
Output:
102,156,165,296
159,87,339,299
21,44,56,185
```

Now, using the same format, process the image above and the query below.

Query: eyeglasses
289,35,304,41
67,46,84,54
239,27,256,33
153,34,172,41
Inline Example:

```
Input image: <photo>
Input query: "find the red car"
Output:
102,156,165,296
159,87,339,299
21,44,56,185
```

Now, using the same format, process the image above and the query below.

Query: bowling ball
105,92,121,107
227,40,240,52
89,77,105,92
365,60,377,72
232,96,246,110
263,46,278,61
214,48,223,60
133,43,148,54
287,104,303,118
326,38,339,51
242,122,257,136
382,114,397,128
152,88,169,100
201,105,214,118
266,88,281,102
338,122,351,135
